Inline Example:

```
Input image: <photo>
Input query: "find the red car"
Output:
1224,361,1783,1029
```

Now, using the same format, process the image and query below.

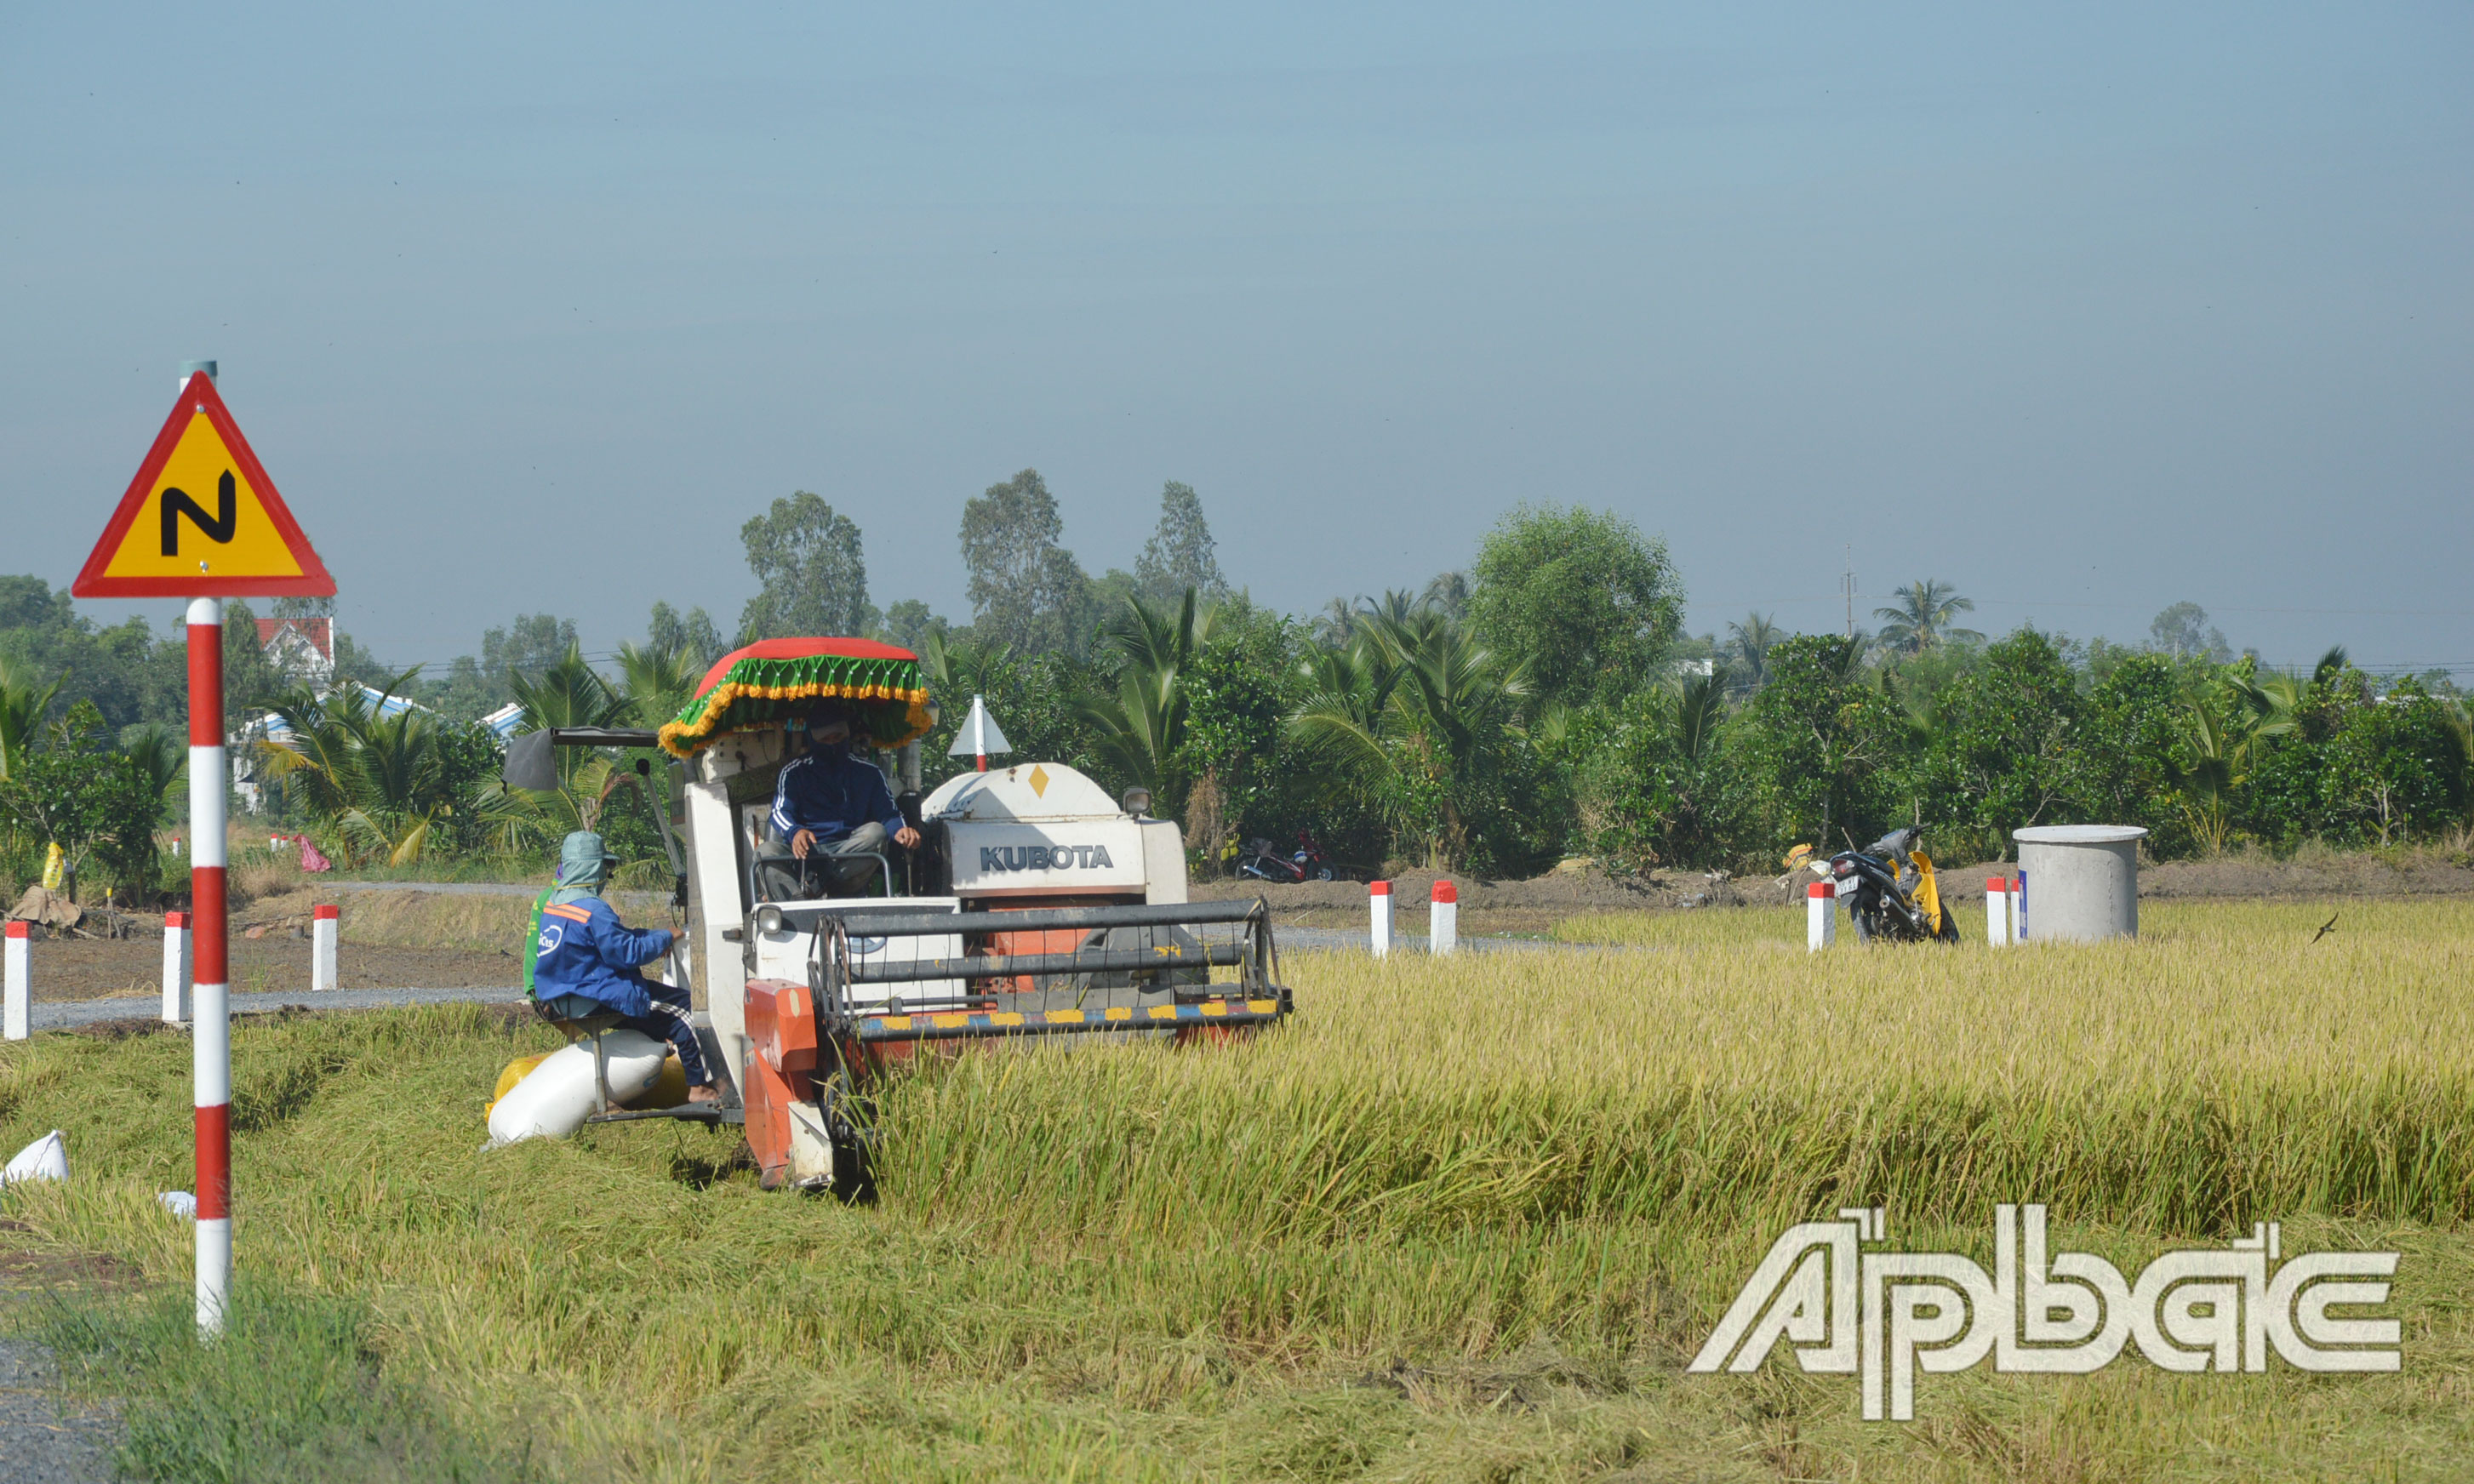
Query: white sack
2,1129,67,1185
157,1190,198,1219
486,1030,667,1147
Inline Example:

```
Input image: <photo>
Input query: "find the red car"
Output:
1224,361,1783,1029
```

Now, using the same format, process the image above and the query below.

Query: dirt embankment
1195,865,1753,936
15,851,2470,993
6,887,545,1002
1195,850,2474,936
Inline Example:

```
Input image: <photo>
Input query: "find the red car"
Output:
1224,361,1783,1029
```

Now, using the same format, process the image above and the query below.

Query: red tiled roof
254,616,333,659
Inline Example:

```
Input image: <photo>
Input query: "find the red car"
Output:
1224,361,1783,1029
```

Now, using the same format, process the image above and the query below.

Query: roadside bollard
1430,880,1458,956
1369,881,1392,959
4,922,27,1040
1807,881,1837,951
2014,870,2027,941
163,911,191,1023
1985,879,2011,947
311,904,339,993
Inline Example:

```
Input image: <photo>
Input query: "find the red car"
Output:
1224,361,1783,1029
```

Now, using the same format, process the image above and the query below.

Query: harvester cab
505,636,1290,1196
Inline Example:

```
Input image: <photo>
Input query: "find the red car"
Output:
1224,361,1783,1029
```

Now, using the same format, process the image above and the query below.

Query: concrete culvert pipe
2011,825,2146,942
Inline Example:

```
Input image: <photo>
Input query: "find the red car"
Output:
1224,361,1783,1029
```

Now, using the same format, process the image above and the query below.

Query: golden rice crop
0,897,2466,1481
886,898,2474,1241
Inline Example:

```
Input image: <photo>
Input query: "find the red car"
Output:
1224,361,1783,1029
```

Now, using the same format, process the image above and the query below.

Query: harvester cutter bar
795,899,1265,939
848,995,1287,1043
848,941,1250,985
812,894,1286,1040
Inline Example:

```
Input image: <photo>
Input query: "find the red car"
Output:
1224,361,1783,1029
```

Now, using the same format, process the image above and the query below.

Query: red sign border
71,372,336,599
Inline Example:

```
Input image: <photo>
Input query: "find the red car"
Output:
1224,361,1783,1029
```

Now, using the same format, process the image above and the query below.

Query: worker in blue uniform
760,701,921,899
532,831,718,1105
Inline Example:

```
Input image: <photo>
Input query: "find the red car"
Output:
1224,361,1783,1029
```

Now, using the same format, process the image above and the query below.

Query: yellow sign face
72,372,332,599
95,412,305,580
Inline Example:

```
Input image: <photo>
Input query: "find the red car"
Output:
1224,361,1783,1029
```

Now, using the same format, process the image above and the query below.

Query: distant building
255,616,334,686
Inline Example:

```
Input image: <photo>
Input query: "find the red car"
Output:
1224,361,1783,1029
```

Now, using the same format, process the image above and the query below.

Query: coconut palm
1421,571,1470,619
1290,608,1526,869
614,641,706,732
918,628,1010,697
254,670,467,865
2252,646,2351,733
1873,581,1983,655
2163,699,2249,856
0,654,65,784
1672,664,1729,765
1723,613,1780,694
1077,589,1214,816
511,643,626,733
117,723,186,818
1311,597,1360,649
506,643,628,798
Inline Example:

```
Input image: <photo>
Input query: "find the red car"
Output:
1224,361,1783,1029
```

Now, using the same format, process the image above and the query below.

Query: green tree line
6,481,2470,901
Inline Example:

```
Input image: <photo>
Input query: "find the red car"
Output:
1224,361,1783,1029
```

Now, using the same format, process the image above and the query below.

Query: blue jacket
771,749,903,844
532,894,674,1019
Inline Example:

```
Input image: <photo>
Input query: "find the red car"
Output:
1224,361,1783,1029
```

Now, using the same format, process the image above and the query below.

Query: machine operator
761,701,922,899
531,830,720,1106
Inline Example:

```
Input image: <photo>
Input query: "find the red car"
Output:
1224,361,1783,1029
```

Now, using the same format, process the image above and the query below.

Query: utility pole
1843,547,1854,639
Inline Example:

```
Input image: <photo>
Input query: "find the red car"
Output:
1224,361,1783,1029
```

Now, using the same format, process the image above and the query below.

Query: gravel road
31,986,523,1032
0,1320,117,1484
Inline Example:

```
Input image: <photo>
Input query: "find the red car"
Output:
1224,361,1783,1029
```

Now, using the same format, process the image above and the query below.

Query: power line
1698,595,2468,619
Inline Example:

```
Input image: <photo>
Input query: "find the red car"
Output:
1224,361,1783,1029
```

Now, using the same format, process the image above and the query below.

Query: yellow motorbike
1813,827,1960,944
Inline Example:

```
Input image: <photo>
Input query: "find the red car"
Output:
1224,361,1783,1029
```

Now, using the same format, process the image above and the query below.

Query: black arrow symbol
161,470,237,555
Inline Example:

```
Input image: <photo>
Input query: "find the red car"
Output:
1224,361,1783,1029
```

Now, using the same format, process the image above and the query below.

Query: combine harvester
503,637,1291,1195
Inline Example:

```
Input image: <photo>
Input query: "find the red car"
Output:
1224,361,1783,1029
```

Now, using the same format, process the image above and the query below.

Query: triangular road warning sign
71,372,334,599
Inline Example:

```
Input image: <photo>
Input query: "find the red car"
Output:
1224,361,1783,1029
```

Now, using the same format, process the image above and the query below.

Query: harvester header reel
740,896,1291,1194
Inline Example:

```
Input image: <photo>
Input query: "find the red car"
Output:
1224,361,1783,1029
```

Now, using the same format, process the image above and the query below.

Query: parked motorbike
1237,831,1337,883
1816,826,1958,943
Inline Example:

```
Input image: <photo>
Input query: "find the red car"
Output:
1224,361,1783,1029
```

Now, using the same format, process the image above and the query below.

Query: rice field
2,897,2470,1480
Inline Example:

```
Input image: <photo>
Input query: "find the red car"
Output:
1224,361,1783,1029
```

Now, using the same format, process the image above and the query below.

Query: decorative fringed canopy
657,637,934,759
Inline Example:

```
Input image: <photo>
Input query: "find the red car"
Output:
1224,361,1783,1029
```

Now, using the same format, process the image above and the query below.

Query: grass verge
25,1282,540,1482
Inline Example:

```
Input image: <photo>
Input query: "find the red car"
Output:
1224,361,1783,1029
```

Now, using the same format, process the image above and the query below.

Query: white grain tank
922,762,1187,906
2010,825,2145,942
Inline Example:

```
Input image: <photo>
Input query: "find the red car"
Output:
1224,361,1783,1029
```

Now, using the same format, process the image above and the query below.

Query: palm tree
1873,581,1983,655
614,641,705,732
1723,613,1780,694
511,643,625,734
2250,646,2351,731
0,654,66,785
118,723,186,819
254,670,469,865
506,643,627,794
1077,590,1214,817
1672,664,1728,765
1311,597,1359,649
2163,699,2250,856
1290,608,1526,869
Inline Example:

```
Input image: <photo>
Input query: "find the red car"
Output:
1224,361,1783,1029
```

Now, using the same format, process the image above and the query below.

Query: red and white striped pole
187,596,231,1335
1368,880,1392,959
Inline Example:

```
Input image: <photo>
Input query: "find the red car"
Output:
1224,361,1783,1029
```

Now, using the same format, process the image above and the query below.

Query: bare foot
687,1084,722,1105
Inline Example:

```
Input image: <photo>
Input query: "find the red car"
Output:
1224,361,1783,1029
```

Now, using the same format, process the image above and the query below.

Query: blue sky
3,3,2467,673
